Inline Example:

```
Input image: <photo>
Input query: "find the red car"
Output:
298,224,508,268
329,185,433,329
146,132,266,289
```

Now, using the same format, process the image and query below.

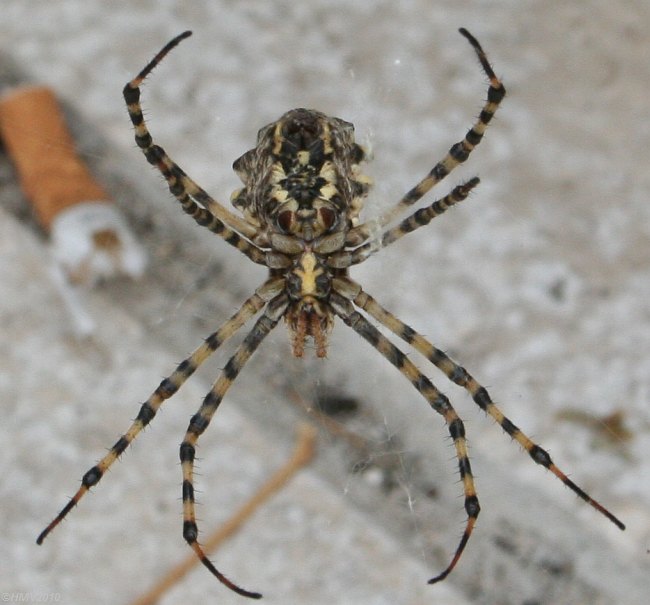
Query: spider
38,29,625,599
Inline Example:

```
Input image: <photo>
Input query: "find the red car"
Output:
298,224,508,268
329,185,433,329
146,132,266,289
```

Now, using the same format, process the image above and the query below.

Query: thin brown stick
128,423,318,605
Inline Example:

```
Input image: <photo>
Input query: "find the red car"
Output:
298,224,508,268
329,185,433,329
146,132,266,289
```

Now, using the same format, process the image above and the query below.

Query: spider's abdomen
231,108,372,241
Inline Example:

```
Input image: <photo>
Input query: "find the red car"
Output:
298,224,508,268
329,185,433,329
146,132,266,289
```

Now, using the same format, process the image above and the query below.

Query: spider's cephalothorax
38,28,625,601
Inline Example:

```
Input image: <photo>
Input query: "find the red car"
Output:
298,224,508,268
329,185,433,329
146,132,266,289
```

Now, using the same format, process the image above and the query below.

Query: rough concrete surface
1,2,649,604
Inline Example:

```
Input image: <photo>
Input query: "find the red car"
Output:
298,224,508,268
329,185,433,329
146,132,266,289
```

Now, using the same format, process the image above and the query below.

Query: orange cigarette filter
0,85,109,229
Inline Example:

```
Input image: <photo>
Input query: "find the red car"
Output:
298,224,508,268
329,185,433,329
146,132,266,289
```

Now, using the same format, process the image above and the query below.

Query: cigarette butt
0,85,108,229
0,85,147,336
49,201,147,285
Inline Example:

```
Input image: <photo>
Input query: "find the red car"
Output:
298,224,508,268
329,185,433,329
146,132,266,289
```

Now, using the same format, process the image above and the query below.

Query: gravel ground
1,2,649,604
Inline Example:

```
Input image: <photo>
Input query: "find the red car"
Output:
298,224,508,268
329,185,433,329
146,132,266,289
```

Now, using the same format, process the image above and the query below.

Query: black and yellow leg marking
36,283,279,546
346,28,505,247
330,178,480,268
348,284,626,531
139,145,267,264
179,295,288,600
330,293,480,584
122,31,260,241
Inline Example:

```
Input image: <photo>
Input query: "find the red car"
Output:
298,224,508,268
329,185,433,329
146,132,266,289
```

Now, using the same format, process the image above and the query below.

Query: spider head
284,251,334,358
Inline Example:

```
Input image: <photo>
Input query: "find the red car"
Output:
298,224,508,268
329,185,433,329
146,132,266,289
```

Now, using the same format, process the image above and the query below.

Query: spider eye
318,207,336,231
277,210,294,233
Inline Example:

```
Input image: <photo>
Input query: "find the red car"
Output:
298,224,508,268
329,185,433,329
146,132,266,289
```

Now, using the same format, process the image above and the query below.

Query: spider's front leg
329,293,480,584
330,278,624,585
179,294,288,600
36,279,282,546
338,279,625,531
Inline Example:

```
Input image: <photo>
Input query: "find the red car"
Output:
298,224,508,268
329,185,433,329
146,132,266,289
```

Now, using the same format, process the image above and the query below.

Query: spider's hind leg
346,28,505,246
332,177,479,268
123,31,261,243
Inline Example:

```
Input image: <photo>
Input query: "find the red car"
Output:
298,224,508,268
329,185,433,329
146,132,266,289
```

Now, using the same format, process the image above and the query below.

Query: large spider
38,29,624,599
